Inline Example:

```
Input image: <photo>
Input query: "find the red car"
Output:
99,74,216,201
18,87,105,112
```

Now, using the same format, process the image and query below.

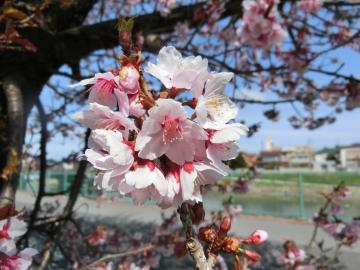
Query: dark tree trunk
0,76,25,207
0,75,47,208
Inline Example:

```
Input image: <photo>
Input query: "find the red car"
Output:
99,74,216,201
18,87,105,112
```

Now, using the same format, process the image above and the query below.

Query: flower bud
243,249,261,262
191,202,205,225
0,204,18,221
119,64,140,94
198,226,217,243
243,230,268,245
222,236,241,253
219,216,231,234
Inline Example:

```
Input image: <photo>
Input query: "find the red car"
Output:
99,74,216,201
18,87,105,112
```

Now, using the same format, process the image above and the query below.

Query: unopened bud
191,202,205,225
198,226,217,243
219,216,231,234
222,236,241,253
243,230,268,245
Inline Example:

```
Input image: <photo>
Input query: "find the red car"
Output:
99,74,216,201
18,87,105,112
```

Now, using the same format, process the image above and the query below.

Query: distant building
313,152,337,171
340,144,360,171
265,138,275,151
282,145,313,168
257,139,313,169
257,149,286,169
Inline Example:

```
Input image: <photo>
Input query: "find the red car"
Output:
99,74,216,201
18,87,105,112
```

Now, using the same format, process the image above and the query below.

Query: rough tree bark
0,76,25,208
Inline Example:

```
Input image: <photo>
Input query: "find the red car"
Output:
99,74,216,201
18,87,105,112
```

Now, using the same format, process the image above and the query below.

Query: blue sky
238,102,360,153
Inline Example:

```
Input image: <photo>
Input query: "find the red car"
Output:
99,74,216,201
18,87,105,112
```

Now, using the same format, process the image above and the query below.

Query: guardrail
19,170,358,220
19,171,98,199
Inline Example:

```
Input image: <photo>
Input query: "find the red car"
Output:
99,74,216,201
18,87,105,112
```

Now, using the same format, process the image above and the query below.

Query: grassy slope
258,172,360,186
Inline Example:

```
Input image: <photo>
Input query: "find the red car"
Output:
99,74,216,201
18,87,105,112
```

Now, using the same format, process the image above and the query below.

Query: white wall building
282,145,313,168
313,152,337,172
340,144,360,171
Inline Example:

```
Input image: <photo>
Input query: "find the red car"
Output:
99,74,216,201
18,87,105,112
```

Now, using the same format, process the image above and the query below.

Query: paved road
16,191,360,269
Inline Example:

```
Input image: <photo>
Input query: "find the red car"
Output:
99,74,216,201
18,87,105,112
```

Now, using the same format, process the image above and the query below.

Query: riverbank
204,181,360,219
257,171,360,186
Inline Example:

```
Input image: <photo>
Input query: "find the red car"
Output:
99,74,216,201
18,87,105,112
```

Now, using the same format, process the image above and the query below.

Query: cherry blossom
70,72,121,108
174,21,189,43
0,216,37,270
281,240,307,267
87,225,107,246
118,64,141,95
135,98,207,165
243,230,268,245
297,0,323,13
125,159,167,196
144,46,208,91
85,129,134,194
192,71,248,169
0,217,27,254
158,0,177,16
75,47,248,208
194,72,237,124
0,248,38,270
74,102,136,138
238,0,287,49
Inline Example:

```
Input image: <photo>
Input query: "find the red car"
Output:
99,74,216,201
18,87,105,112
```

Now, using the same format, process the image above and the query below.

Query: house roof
340,143,360,149
259,150,282,157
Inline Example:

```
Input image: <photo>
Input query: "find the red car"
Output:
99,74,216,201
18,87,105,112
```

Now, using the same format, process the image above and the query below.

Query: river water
203,190,359,221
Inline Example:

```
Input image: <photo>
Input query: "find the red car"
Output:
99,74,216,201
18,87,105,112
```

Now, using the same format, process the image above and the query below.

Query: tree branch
82,244,153,270
23,97,48,240
178,203,213,270
58,0,241,63
38,128,90,269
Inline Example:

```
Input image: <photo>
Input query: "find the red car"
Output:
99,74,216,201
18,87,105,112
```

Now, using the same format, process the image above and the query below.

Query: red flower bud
243,230,268,245
222,236,241,253
191,202,205,225
198,226,217,243
243,250,261,262
219,216,231,234
0,204,18,221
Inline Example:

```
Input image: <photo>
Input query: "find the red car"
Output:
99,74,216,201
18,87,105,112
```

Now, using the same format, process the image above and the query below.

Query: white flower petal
180,168,197,201
210,123,248,143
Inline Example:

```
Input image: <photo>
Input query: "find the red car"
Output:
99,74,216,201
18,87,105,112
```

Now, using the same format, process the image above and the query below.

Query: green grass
258,172,360,186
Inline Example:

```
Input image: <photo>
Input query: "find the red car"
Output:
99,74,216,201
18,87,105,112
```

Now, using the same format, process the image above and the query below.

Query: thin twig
81,244,153,270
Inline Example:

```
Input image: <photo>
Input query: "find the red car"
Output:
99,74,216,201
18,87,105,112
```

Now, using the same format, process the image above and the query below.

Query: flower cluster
71,211,187,269
158,0,177,16
73,46,247,208
313,183,360,246
297,0,323,13
279,240,309,269
238,0,287,49
198,217,267,265
0,212,37,269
